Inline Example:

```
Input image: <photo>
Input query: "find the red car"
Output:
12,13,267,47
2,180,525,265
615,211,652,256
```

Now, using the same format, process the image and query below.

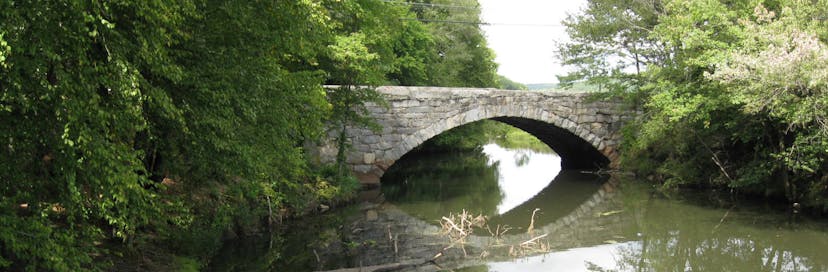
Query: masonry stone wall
316,86,634,184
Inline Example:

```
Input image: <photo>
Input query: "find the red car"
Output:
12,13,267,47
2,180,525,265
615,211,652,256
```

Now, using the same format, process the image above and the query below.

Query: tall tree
400,0,502,150
560,0,828,208
0,0,344,269
422,0,498,88
557,0,664,97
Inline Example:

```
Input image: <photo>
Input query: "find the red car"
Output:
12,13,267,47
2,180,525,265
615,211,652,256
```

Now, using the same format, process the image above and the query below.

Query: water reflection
456,182,828,272
456,243,631,272
382,142,598,227
481,144,561,214
592,187,828,272
206,143,828,272
488,170,606,228
381,147,504,220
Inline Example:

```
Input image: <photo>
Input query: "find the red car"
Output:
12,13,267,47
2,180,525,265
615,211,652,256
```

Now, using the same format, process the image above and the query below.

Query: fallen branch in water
712,206,734,233
486,224,513,240
440,216,467,237
520,233,548,246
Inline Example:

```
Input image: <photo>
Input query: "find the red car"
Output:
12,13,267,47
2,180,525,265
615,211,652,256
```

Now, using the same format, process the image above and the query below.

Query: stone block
392,100,420,107
353,164,373,173
363,135,380,144
377,141,392,150
363,153,376,164
409,106,432,113
404,137,419,149
366,210,378,221
585,134,596,144
347,153,363,164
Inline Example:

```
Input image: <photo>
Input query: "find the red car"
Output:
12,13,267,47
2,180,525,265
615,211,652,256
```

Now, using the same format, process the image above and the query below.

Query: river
207,143,828,271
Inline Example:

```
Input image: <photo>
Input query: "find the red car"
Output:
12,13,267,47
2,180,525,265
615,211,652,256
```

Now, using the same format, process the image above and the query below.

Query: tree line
0,0,504,270
558,0,828,209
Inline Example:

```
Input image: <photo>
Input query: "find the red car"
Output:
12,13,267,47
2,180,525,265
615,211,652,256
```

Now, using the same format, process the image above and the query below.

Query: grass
492,127,553,153
172,256,201,272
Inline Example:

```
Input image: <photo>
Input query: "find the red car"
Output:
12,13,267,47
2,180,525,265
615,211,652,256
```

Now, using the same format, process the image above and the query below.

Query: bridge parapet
315,86,635,184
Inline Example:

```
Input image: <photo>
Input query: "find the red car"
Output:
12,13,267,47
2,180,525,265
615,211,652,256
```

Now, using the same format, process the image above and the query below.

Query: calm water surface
208,143,828,271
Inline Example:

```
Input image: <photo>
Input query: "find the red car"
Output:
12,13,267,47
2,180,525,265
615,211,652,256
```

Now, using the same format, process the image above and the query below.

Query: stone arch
317,86,631,184
373,104,617,182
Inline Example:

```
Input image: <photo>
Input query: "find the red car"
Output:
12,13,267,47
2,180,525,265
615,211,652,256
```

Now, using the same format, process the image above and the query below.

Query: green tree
153,1,339,260
0,0,514,269
0,0,350,269
0,1,196,270
497,75,528,90
323,0,435,86
419,0,499,88
560,0,828,209
326,33,385,176
706,3,828,205
399,0,502,151
556,0,663,98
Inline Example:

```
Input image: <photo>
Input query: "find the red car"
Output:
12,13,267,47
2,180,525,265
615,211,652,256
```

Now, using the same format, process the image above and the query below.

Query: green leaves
410,0,498,88
702,3,828,200
0,32,9,69
557,0,662,93
329,33,382,85
0,0,506,269
564,0,828,207
0,0,198,269
709,5,828,123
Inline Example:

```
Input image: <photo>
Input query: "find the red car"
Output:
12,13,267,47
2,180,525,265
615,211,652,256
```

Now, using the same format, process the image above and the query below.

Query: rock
366,210,379,221
363,153,376,164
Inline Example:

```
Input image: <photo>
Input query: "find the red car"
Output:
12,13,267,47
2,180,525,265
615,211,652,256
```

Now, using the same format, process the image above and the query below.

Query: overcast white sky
479,0,586,84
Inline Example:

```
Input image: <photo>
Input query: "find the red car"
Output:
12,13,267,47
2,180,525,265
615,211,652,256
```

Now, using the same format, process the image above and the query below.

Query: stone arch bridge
317,86,635,184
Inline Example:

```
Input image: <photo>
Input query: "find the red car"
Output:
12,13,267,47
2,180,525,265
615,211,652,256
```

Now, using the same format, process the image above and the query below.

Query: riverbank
103,170,362,271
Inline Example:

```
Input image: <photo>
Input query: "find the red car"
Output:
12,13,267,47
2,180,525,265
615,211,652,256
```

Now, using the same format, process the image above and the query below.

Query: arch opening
490,117,610,170
378,116,611,179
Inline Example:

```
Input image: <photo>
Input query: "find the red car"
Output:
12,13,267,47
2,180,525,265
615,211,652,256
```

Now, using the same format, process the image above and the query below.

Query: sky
479,0,587,84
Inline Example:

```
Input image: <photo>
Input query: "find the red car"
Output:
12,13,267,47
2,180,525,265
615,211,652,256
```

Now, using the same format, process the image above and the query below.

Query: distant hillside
526,82,599,92
526,83,559,90
498,75,528,90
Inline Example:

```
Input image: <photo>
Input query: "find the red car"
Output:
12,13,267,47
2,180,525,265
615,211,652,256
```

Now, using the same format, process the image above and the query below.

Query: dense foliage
393,0,510,151
0,0,501,270
559,0,828,209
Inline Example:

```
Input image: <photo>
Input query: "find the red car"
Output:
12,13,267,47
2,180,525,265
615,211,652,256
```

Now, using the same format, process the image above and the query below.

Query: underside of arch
491,117,610,170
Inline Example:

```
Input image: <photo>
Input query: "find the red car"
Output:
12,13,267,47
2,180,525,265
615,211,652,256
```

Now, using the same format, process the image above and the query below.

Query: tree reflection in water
382,149,504,221
588,182,828,272
454,182,828,272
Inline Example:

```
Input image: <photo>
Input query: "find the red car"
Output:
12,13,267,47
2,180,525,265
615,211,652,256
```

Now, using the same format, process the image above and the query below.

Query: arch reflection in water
481,144,561,214
454,183,828,272
381,142,608,228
